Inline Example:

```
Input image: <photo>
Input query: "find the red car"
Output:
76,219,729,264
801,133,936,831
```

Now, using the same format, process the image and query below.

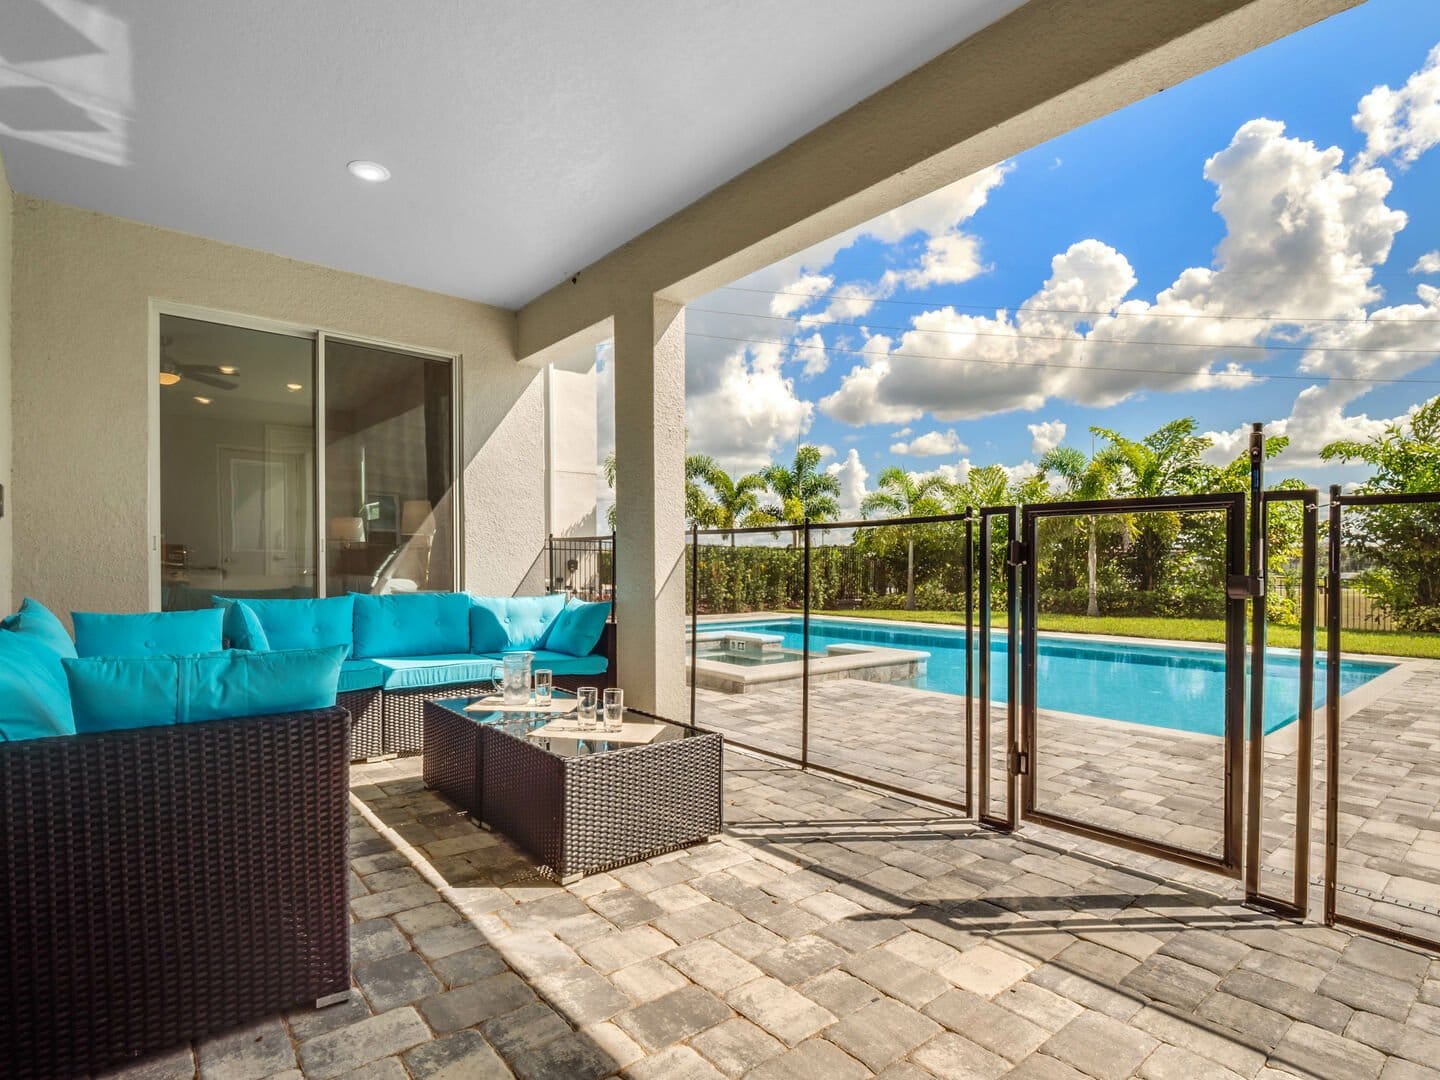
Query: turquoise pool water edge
701,616,1395,736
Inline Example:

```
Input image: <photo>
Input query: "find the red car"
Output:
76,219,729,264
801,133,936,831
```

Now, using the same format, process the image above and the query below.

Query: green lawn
814,608,1440,660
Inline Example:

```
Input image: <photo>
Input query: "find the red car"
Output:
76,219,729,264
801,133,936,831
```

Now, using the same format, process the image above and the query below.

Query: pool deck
694,653,1440,943
106,736,1440,1080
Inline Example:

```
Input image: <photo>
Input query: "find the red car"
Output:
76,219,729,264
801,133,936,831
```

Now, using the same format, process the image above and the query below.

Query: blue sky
600,0,1440,514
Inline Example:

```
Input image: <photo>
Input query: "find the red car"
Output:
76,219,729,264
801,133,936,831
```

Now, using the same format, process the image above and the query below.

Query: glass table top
431,692,701,757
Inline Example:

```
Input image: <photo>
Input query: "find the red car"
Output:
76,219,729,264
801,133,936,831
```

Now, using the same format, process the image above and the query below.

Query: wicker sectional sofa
0,705,352,1079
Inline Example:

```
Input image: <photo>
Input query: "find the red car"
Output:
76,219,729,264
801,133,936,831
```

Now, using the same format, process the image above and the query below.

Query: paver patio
102,735,1440,1079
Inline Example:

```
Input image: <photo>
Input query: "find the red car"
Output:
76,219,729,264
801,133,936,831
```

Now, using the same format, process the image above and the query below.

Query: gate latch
1010,749,1030,776
1226,574,1265,599
1007,540,1028,568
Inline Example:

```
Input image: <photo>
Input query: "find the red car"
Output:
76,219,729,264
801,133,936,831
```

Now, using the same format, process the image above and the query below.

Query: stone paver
99,744,1440,1080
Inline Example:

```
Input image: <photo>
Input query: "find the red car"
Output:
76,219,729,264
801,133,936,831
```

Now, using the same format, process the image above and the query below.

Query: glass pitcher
501,652,533,705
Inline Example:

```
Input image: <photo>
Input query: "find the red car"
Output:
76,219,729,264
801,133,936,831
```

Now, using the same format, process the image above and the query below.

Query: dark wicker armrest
0,707,352,1079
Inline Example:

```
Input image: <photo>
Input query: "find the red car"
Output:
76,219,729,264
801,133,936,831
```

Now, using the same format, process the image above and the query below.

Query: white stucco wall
547,363,599,538
10,197,541,617
0,153,11,612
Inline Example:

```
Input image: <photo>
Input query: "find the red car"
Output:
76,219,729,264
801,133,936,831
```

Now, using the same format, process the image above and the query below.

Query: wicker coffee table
422,693,723,881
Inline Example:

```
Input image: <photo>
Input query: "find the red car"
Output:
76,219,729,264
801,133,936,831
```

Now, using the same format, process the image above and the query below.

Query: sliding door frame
148,301,464,609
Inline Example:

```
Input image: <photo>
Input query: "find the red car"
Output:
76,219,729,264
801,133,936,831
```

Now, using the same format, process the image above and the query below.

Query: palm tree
760,445,841,542
1038,445,1121,617
687,455,774,543
601,449,727,529
861,467,946,609
1091,418,1212,591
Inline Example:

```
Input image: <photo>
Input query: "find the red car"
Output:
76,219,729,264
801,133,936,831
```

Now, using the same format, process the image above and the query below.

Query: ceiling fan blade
183,371,238,390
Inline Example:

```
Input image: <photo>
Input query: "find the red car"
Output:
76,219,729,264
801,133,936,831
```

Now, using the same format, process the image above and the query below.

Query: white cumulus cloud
1412,250,1440,273
890,429,968,457
826,449,870,517
685,344,814,471
821,115,1414,426
1028,420,1068,455
1355,43,1440,166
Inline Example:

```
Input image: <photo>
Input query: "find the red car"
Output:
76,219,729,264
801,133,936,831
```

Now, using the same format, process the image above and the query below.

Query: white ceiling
0,0,1025,309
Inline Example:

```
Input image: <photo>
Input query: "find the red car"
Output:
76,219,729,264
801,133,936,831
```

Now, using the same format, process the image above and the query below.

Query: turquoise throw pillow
545,600,611,657
184,645,347,722
0,631,77,741
212,597,271,651
63,654,179,732
470,594,566,652
73,608,225,659
1,597,78,659
237,595,354,653
352,592,473,658
62,645,347,732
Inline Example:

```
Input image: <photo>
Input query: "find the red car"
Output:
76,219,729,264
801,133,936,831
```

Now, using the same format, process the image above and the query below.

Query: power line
686,309,1440,356
683,331,1440,386
711,285,1440,325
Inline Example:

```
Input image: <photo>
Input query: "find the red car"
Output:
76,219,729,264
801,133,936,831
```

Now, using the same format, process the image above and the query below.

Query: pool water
703,616,1394,736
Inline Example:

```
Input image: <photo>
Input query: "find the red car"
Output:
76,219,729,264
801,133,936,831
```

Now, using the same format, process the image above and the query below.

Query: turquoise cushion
62,645,347,732
544,600,611,657
212,597,271,651
339,659,385,693
470,594,566,652
353,592,473,658
63,654,179,732
0,631,77,741
371,654,502,691
478,649,608,677
183,646,347,722
1,597,78,659
73,609,225,659
234,595,354,653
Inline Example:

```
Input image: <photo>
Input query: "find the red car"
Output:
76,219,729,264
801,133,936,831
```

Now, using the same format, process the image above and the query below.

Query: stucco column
612,295,687,717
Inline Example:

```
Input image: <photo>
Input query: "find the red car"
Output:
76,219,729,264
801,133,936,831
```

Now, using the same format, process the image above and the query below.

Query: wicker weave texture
479,725,722,879
0,708,352,1080
338,688,383,758
563,733,722,875
385,682,497,755
422,701,482,815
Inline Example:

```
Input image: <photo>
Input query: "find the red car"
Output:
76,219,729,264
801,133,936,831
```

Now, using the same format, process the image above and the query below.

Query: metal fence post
1245,422,1267,898
689,524,698,728
801,519,811,770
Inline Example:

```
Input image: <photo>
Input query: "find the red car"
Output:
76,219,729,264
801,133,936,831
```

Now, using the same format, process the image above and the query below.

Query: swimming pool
701,616,1395,736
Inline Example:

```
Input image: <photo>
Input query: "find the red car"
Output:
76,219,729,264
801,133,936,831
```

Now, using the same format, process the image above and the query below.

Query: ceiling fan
158,336,239,390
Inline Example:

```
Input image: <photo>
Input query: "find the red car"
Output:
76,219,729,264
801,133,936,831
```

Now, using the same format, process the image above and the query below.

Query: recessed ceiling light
347,160,390,183
286,382,304,392
193,396,212,405
218,365,238,375
158,370,181,387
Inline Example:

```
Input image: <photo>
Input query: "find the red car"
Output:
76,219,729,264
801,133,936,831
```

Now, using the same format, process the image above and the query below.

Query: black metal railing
544,533,614,603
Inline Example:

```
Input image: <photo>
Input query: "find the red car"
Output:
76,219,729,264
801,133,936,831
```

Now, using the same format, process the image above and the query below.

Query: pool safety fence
679,437,1440,947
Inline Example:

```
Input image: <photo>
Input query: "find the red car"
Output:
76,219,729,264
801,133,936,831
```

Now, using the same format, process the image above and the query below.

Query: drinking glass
576,686,598,730
533,669,553,707
603,687,624,732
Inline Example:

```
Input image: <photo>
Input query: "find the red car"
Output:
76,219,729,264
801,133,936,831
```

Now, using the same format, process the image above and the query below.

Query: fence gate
977,507,1019,831
1324,489,1440,952
1015,493,1249,877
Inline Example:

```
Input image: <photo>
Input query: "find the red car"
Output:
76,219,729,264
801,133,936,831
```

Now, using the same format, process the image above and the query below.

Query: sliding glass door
157,312,457,610
159,315,317,610
323,339,455,596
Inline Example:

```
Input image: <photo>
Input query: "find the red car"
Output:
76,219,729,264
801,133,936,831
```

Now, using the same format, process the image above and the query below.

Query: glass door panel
159,315,316,610
323,339,455,596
